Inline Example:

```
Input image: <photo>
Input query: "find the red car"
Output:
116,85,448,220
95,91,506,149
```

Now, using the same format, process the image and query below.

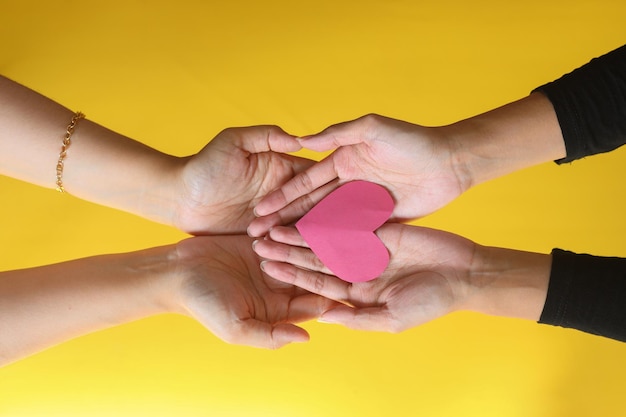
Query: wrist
460,245,551,321
441,93,566,189
115,244,184,318
439,117,496,190
63,119,187,227
168,237,213,318
132,153,187,228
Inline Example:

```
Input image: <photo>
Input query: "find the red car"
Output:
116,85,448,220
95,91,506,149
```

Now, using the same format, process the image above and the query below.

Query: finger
298,116,371,152
253,154,339,217
286,293,342,323
272,323,311,346
225,319,309,349
249,180,340,237
226,125,303,154
268,226,308,247
320,305,402,333
253,239,331,275
260,261,351,303
285,153,316,174
248,212,288,238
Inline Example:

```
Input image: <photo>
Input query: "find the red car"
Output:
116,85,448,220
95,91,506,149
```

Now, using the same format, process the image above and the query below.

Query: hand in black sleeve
540,249,626,342
534,45,626,163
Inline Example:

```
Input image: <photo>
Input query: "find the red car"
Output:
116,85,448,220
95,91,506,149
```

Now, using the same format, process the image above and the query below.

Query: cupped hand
175,235,338,349
248,114,469,237
252,224,477,333
174,125,314,235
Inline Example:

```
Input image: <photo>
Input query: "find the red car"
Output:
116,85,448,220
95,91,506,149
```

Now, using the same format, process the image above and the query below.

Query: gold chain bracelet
55,111,85,193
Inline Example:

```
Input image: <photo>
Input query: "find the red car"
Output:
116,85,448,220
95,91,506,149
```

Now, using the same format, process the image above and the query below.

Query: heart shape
295,180,394,283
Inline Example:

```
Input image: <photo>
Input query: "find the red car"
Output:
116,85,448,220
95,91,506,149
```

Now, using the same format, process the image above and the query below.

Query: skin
0,76,341,366
0,235,338,366
246,91,565,333
0,75,313,235
0,76,569,360
248,93,566,236
253,225,551,333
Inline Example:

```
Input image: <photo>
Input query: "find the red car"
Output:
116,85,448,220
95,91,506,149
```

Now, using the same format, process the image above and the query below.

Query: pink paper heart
295,180,394,283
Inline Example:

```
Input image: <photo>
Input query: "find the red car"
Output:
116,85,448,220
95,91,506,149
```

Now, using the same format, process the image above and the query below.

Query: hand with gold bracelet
0,75,313,235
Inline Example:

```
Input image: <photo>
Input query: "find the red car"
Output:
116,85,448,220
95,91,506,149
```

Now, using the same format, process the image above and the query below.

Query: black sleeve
533,45,626,164
539,249,626,342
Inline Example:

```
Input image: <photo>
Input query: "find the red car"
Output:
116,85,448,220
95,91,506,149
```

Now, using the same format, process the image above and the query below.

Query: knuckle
329,134,343,149
293,191,317,215
282,245,298,263
361,113,383,125
353,113,386,142
264,126,274,149
308,252,326,272
295,267,324,293
293,172,314,193
312,275,326,294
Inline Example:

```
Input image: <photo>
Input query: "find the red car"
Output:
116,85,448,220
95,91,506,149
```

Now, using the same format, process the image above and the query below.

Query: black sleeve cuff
539,249,626,342
533,45,626,164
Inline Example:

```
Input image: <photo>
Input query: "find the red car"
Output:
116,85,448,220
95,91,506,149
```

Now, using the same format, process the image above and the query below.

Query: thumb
319,305,401,333
298,116,371,152
223,319,310,349
229,125,302,154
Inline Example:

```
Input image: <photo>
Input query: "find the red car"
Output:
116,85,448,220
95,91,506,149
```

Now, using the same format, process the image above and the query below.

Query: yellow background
1,1,626,416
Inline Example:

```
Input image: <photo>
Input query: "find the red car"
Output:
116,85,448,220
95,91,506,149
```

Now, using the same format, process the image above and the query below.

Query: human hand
253,223,552,332
248,115,468,237
174,235,338,348
252,224,477,332
173,125,315,235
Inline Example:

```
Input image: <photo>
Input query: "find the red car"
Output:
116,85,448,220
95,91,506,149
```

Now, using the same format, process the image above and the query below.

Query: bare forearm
443,93,562,318
445,92,566,189
0,245,178,366
0,75,183,225
462,245,552,321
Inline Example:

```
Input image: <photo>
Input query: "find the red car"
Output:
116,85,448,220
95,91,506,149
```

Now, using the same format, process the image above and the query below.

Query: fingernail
260,260,267,271
252,239,259,249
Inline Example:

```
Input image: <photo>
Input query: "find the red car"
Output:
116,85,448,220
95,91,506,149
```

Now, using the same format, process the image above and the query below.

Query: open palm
254,223,477,332
175,235,336,348
249,115,467,237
